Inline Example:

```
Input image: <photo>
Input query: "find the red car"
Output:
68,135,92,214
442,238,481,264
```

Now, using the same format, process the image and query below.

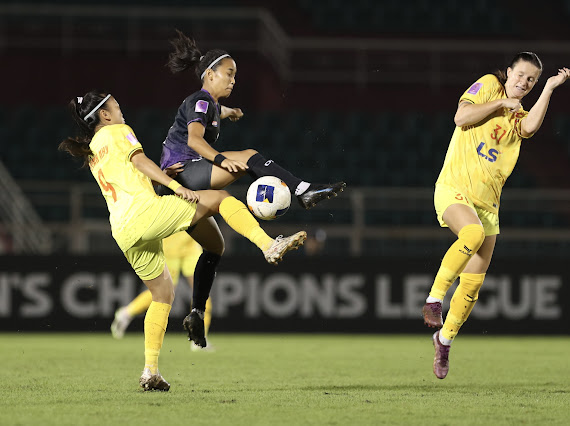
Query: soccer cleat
139,368,170,391
297,182,346,209
111,307,133,339
422,302,443,329
432,330,451,379
183,309,207,348
263,231,307,265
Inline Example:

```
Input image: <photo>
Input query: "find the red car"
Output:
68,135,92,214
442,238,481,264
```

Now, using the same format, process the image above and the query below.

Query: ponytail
166,29,231,81
58,90,110,168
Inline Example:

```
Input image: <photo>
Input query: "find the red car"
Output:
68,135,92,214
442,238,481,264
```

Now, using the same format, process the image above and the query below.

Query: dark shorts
156,157,213,195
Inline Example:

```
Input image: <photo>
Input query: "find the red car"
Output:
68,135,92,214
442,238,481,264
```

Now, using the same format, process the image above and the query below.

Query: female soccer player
156,30,346,350
421,52,569,379
59,90,306,391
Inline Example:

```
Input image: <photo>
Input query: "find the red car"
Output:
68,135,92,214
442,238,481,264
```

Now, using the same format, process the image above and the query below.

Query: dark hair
494,52,543,85
58,90,110,167
166,29,231,81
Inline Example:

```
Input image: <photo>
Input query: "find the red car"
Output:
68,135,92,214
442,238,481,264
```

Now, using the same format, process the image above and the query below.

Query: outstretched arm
131,150,199,202
521,67,570,137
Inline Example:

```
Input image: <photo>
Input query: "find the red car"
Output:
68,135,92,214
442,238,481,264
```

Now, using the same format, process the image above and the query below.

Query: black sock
246,153,303,192
192,251,222,312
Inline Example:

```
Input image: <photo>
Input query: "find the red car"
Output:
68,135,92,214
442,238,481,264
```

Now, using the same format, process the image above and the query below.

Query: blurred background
1,0,569,333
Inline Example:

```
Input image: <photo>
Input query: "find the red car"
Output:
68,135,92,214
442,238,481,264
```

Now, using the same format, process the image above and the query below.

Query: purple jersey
160,89,221,169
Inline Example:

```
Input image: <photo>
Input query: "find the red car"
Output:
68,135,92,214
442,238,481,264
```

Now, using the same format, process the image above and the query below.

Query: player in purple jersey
156,31,346,349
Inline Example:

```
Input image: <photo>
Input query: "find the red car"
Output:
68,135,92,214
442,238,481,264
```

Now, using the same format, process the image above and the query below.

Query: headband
200,54,230,80
84,94,112,121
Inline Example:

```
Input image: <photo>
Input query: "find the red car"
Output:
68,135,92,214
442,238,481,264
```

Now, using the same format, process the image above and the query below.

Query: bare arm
521,67,570,137
131,150,199,202
220,105,243,121
454,98,520,127
187,122,247,172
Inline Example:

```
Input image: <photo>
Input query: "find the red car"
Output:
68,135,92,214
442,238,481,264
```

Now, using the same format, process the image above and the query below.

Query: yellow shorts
124,195,197,281
434,184,499,236
164,232,203,285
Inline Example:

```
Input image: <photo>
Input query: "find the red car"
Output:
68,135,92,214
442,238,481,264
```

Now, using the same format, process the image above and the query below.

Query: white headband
200,54,230,80
84,94,112,121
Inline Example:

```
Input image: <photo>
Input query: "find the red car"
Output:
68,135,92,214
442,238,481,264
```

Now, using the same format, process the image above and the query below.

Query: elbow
454,115,466,127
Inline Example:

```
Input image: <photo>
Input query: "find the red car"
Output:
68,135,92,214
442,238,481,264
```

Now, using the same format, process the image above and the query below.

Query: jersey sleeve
117,124,143,160
184,94,215,128
514,109,531,138
459,74,502,105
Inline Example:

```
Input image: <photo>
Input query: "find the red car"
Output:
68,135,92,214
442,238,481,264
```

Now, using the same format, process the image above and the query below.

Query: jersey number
490,125,506,143
97,170,117,202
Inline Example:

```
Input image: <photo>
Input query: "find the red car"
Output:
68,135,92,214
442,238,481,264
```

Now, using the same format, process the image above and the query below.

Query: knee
458,224,485,253
243,149,258,158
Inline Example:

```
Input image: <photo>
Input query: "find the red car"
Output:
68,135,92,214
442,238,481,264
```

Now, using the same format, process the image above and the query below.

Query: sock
428,224,485,301
192,251,221,312
205,297,212,336
144,301,171,374
441,272,486,342
246,153,303,192
126,290,153,317
219,196,274,251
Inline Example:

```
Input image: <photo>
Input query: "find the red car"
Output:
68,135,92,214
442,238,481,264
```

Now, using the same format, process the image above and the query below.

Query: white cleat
111,307,133,339
263,231,307,265
139,368,170,391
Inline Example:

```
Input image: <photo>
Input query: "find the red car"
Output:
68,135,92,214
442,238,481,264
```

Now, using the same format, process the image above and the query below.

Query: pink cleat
432,330,451,379
422,302,443,329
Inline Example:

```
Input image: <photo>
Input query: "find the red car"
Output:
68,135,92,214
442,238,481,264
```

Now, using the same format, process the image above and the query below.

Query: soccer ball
246,176,291,220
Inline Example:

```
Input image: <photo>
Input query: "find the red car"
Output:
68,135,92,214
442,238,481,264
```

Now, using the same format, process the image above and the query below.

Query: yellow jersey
89,124,160,251
436,74,531,214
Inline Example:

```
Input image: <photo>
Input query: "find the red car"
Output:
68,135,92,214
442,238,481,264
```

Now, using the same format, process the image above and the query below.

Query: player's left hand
228,108,244,122
165,162,184,178
545,67,570,91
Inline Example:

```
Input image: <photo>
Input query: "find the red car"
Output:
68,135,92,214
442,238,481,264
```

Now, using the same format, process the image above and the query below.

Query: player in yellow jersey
59,90,306,391
111,232,214,349
421,52,569,379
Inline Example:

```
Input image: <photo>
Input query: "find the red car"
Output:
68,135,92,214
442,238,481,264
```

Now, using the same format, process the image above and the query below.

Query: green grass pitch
2,333,569,425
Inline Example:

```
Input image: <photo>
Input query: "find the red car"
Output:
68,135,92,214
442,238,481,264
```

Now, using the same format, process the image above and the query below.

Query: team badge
195,100,209,113
126,132,139,146
467,82,483,95
212,121,218,127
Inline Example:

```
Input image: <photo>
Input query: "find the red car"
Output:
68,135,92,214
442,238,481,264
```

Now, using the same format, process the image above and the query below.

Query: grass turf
1,333,569,425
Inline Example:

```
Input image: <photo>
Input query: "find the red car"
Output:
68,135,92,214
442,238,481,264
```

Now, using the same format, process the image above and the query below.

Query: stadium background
1,0,569,334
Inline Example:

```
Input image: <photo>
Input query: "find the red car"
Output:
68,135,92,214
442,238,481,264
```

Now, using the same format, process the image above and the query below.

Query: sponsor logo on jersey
467,82,483,95
477,142,499,163
195,100,209,113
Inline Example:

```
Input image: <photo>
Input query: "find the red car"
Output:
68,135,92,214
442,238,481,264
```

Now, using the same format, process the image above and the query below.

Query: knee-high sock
144,301,171,374
205,297,212,335
429,224,485,301
192,251,221,312
219,196,274,251
126,290,153,317
441,273,485,342
246,153,304,193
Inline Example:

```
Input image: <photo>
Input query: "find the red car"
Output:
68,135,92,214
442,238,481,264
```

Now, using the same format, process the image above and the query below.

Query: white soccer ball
246,176,291,220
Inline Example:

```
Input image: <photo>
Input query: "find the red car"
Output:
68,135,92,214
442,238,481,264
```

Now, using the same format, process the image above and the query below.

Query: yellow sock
205,297,212,336
126,290,153,317
441,272,485,341
429,224,485,301
219,196,273,251
144,301,171,374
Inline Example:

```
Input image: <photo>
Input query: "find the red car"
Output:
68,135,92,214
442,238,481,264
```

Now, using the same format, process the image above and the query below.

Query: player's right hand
174,186,199,203
221,158,248,173
502,98,522,112
165,162,184,178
